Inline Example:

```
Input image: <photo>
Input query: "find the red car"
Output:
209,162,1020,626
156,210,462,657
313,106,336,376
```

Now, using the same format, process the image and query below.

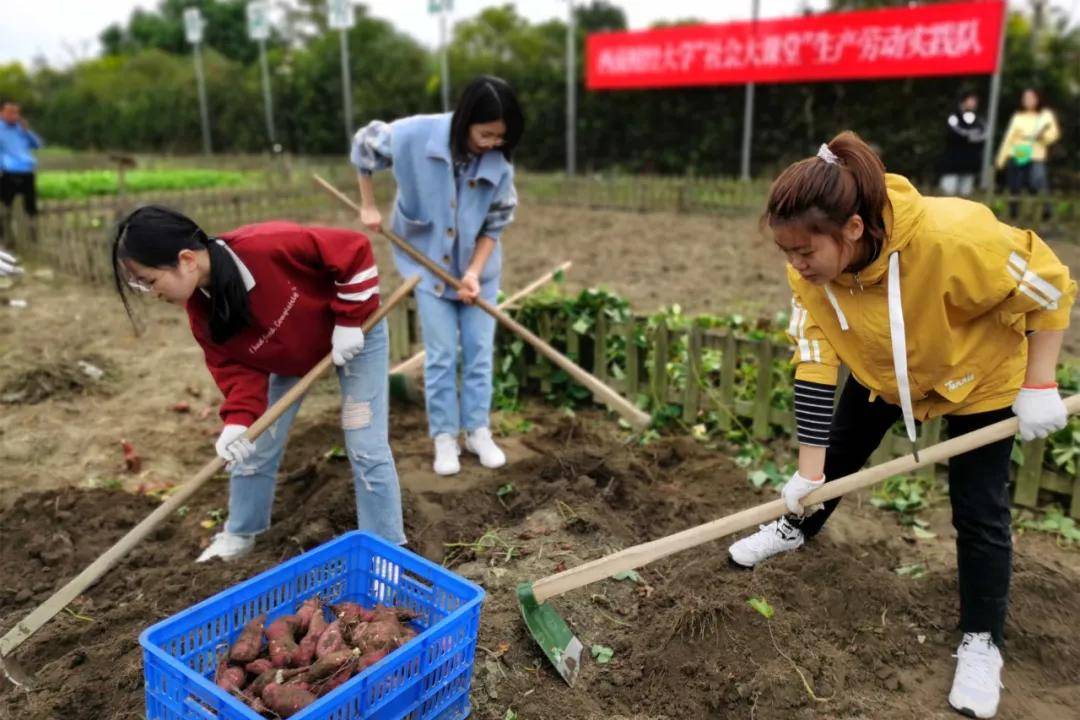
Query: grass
38,169,255,200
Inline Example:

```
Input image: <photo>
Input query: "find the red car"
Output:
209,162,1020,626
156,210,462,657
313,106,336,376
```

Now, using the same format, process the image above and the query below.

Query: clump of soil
0,354,115,404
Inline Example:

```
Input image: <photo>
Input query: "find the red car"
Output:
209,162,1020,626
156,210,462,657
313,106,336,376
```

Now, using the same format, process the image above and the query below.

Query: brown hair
763,131,890,267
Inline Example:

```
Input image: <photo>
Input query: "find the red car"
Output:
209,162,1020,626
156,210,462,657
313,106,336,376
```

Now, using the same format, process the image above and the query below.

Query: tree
100,0,268,65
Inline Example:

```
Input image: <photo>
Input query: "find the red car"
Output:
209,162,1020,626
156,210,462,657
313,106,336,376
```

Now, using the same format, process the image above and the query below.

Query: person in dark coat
938,90,986,197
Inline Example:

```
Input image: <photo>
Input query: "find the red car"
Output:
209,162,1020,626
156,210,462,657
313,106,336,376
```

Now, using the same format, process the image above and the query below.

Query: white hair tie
817,143,840,165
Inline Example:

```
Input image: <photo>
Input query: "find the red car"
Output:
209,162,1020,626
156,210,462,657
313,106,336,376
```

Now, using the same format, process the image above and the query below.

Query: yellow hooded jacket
788,174,1075,428
994,109,1060,169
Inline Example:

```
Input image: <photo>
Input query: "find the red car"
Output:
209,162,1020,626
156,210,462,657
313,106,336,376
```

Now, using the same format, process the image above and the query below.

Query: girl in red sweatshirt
112,205,405,561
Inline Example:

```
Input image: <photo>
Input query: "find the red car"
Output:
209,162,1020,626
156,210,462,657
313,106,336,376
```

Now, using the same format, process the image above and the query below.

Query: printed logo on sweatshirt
249,286,300,354
944,373,975,392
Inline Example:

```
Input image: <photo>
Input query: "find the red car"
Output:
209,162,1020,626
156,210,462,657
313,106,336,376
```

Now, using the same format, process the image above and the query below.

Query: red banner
586,1,1004,90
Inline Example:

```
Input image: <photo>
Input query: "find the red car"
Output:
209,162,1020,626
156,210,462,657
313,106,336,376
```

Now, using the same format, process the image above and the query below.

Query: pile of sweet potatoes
213,597,420,717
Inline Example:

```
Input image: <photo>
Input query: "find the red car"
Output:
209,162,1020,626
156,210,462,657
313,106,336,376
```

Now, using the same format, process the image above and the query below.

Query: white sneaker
433,433,461,475
949,632,1003,719
196,531,254,563
464,427,506,469
728,516,805,568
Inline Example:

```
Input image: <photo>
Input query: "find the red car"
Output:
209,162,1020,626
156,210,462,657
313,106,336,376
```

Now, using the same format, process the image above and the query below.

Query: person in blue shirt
351,76,523,477
0,101,43,227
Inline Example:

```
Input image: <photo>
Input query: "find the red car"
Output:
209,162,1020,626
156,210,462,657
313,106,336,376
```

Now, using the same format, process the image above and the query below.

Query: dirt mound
2,404,1078,720
0,354,115,404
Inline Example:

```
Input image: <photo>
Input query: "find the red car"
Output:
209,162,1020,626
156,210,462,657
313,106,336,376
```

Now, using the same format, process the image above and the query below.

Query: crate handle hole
183,696,220,719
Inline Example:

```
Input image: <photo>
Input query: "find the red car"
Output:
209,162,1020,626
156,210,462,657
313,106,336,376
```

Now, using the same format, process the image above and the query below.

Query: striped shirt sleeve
478,168,517,240
350,121,393,176
793,380,836,447
289,226,380,327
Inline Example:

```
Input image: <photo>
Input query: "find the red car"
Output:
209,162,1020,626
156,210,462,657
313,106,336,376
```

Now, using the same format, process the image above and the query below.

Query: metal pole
440,6,451,112
980,1,1008,191
739,0,759,181
193,42,212,155
258,38,276,146
339,28,354,148
566,0,576,176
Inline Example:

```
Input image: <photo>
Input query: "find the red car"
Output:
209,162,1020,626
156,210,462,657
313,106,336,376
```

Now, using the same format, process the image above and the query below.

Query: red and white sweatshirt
186,221,380,427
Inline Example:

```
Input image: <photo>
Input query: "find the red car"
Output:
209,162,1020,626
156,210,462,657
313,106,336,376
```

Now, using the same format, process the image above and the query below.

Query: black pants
793,378,1014,644
0,171,38,216
1005,160,1051,221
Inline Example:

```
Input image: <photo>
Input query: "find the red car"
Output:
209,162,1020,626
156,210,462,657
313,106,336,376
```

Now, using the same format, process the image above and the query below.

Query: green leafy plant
747,596,775,619
38,169,255,200
870,474,938,521
1016,506,1080,546
590,644,614,664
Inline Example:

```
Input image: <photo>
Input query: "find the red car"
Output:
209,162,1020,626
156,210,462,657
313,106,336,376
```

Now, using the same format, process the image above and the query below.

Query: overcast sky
2,1,1075,68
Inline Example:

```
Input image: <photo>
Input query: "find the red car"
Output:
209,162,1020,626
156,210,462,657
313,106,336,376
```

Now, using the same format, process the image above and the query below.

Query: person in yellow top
728,131,1075,719
994,88,1060,221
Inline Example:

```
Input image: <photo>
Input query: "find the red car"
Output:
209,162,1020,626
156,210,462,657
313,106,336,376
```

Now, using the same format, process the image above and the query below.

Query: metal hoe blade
1,653,35,690
517,582,583,686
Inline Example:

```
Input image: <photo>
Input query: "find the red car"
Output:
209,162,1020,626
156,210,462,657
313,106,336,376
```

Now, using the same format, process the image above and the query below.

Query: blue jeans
224,320,406,544
414,289,496,437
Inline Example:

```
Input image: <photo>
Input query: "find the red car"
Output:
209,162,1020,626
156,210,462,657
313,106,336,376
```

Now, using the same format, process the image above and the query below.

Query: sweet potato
315,619,346,659
249,697,270,715
295,596,322,634
229,614,266,664
250,667,308,698
214,657,246,693
332,601,373,624
266,616,301,668
293,608,327,667
308,648,359,682
351,618,401,653
314,657,357,697
245,658,273,676
262,683,316,717
249,668,279,698
370,603,419,624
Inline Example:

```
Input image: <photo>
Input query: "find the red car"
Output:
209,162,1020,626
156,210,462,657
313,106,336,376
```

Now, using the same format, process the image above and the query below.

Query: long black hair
112,205,252,343
449,75,524,161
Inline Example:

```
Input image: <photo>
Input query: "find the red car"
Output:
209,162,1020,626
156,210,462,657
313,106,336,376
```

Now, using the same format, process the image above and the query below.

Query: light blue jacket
0,122,42,173
386,113,513,301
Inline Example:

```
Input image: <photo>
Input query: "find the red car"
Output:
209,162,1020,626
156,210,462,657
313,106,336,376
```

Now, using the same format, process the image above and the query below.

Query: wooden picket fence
382,300,1078,518
0,185,336,285
516,172,1080,237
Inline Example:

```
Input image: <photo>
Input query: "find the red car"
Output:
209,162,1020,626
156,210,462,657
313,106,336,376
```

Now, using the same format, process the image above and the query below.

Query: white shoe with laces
433,433,461,476
464,427,507,469
196,531,254,563
728,516,805,568
949,632,1003,719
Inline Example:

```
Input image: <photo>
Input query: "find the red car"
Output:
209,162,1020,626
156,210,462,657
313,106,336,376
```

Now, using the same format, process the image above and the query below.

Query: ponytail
111,205,252,343
763,131,889,267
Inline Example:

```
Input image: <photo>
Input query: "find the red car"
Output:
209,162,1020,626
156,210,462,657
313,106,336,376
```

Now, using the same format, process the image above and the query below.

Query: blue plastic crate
140,531,484,720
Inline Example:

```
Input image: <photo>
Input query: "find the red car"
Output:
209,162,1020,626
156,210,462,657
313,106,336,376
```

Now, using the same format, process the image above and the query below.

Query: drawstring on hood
817,175,924,460
887,252,919,460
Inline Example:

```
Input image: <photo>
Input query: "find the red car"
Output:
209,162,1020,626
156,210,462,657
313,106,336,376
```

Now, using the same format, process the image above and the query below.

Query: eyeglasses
126,278,154,293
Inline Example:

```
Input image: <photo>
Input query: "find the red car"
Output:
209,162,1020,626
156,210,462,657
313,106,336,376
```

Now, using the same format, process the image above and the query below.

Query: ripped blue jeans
224,320,406,545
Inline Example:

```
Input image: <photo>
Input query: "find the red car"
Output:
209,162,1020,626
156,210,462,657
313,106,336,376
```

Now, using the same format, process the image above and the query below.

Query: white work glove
215,424,256,466
331,325,365,366
781,471,825,516
0,249,23,277
1012,385,1067,441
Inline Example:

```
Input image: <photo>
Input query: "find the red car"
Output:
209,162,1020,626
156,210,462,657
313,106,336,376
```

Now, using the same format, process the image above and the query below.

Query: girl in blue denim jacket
351,76,523,476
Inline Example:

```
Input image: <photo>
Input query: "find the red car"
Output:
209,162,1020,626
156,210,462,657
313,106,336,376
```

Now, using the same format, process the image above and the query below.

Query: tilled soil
2,403,1078,720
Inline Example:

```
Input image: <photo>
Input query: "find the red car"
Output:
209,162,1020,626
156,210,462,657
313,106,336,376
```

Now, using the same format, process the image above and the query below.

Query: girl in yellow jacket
994,88,1060,221
728,131,1075,719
